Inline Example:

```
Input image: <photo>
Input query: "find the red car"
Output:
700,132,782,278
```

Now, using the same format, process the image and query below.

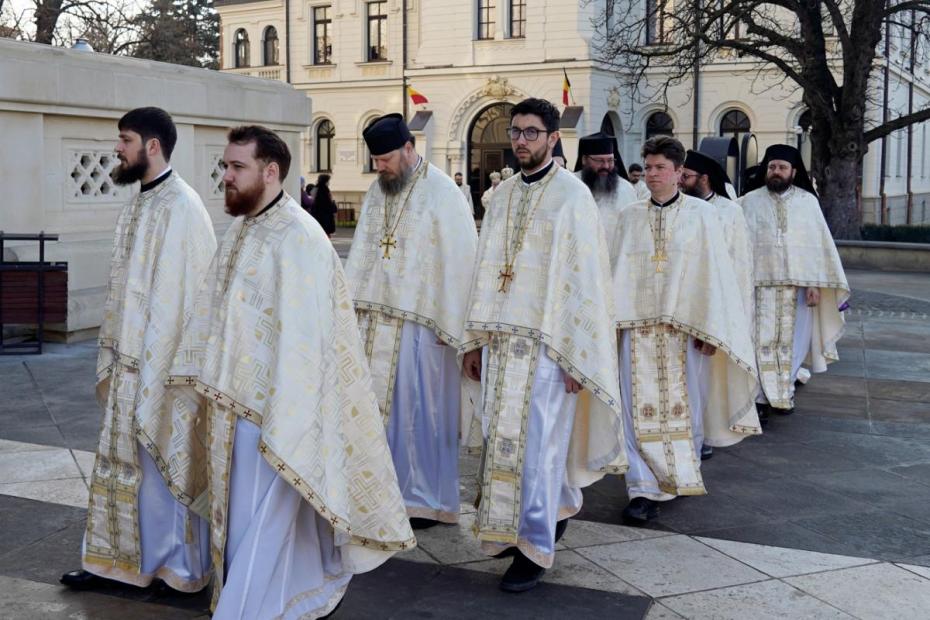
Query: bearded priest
574,131,640,271
61,107,216,593
344,114,478,530
168,125,414,619
740,144,848,419
612,137,760,524
461,98,626,593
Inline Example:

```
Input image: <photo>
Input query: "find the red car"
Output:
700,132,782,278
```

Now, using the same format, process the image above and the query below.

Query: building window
314,6,332,64
316,120,334,172
645,111,674,139
234,29,250,68
719,109,751,146
646,0,671,45
478,0,496,40
510,0,525,38
263,26,279,66
367,1,387,61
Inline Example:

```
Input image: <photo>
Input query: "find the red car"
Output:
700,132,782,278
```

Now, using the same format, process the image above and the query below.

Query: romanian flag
562,69,572,106
408,86,429,105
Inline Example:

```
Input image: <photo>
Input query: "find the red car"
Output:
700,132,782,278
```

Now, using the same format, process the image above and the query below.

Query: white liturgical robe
740,186,848,408
461,163,626,568
84,170,216,591
612,194,760,501
345,159,478,524
574,171,639,271
169,194,414,617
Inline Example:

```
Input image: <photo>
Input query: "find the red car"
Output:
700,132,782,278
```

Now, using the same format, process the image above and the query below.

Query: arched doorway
468,102,516,217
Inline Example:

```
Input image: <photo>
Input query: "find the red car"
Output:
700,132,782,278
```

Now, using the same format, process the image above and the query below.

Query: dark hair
317,174,330,187
454,172,463,177
118,107,177,161
628,163,643,173
510,98,560,133
641,136,686,167
227,125,292,180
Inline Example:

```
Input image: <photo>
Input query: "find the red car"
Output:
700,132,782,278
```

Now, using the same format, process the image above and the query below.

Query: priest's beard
765,174,792,193
112,147,149,186
225,176,265,216
581,167,619,196
515,142,549,172
378,162,414,196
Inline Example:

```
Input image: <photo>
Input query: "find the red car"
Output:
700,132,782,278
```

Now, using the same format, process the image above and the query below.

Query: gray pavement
1,266,929,618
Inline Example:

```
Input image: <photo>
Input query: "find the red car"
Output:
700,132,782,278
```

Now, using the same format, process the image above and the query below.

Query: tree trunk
821,153,862,240
34,0,64,45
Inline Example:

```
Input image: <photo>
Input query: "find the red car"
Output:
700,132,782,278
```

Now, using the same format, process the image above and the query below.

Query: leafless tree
591,0,930,238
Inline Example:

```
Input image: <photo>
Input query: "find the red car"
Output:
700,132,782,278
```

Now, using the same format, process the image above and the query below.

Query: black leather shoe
701,444,714,460
772,407,795,416
60,569,108,590
554,518,568,543
499,551,545,593
409,517,440,530
622,497,659,524
756,403,770,428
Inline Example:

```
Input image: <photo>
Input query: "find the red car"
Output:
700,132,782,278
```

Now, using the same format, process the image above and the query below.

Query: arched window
645,111,674,139
234,29,250,68
719,109,751,145
316,119,334,172
263,26,279,66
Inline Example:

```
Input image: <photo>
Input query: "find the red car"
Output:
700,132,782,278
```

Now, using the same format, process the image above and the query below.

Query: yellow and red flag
408,86,429,105
562,69,572,106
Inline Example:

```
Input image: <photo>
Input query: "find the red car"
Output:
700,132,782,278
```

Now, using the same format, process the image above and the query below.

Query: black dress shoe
499,551,545,593
409,517,440,530
621,497,659,523
554,518,568,543
756,403,770,428
772,407,795,416
60,569,108,590
701,444,714,460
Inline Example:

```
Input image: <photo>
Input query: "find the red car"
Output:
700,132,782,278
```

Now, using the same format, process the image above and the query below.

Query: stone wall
0,38,311,336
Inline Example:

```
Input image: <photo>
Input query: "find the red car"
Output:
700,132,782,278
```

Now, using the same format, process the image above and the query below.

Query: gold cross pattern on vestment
379,235,397,259
498,263,515,293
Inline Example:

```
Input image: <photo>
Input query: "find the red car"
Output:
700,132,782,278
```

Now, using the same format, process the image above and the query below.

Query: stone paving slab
339,560,653,618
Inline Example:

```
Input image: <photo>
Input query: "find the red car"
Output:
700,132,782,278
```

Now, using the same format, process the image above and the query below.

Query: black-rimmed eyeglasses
508,127,550,141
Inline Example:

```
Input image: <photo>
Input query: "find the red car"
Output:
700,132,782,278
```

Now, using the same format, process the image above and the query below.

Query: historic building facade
215,0,930,224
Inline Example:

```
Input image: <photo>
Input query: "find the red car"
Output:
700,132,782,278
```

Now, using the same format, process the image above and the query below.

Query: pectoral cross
379,235,397,259
498,263,515,293
651,251,668,273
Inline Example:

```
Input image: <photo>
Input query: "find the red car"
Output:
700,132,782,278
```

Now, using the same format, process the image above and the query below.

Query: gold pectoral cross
651,251,668,273
379,235,397,259
498,263,515,293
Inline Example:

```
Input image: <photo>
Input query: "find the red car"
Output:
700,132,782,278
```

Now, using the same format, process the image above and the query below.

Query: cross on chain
379,235,397,259
497,263,515,293
651,251,668,273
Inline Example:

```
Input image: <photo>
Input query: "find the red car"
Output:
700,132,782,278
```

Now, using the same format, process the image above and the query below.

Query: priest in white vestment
740,145,848,419
629,163,652,201
454,171,476,217
345,114,478,530
62,108,216,592
680,150,755,454
168,126,414,619
574,132,640,270
481,171,502,212
461,98,626,593
613,137,760,523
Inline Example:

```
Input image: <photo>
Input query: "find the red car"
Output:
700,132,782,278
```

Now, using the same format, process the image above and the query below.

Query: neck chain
647,193,682,273
498,165,557,293
379,159,426,259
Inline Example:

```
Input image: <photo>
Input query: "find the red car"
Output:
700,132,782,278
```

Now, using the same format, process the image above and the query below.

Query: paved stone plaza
1,254,929,619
